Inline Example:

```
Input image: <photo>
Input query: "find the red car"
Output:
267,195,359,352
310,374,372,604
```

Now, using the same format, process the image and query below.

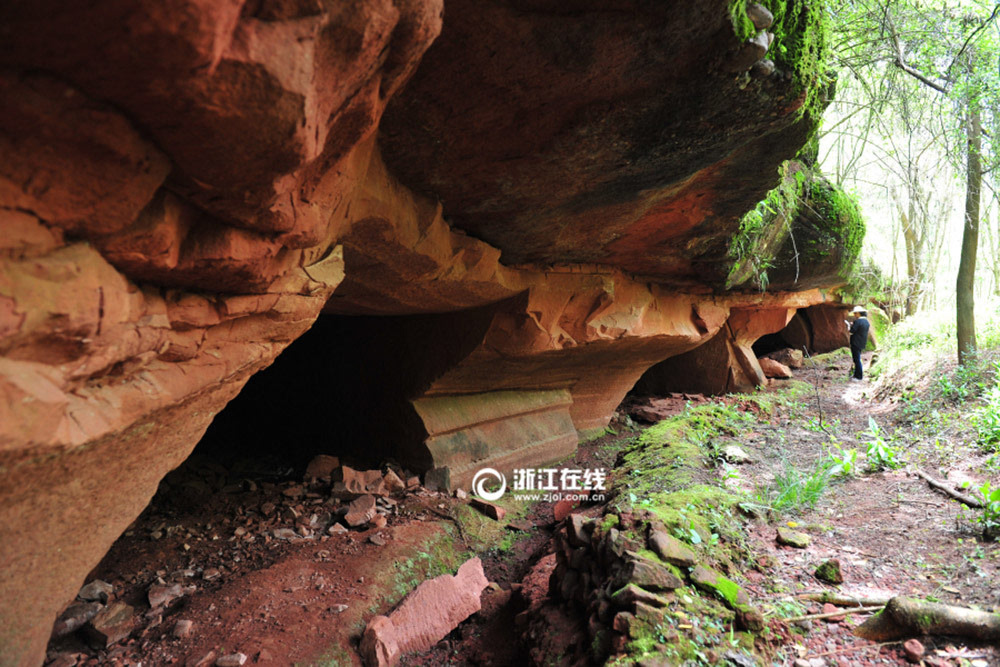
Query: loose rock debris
43,455,516,666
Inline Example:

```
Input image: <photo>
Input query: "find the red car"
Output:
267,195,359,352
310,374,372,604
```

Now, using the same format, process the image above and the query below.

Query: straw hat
851,305,866,314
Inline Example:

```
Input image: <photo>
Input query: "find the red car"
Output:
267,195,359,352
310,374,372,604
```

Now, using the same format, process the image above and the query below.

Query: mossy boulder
727,162,866,291
814,558,844,585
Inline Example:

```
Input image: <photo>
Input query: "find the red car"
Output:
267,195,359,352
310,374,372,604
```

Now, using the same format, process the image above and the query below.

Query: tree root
794,591,893,607
854,596,1000,641
785,605,883,623
914,469,982,508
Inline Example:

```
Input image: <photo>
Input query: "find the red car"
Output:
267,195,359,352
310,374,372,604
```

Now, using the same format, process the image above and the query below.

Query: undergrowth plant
827,443,858,478
975,385,1000,452
750,458,832,515
863,417,903,471
973,481,1000,541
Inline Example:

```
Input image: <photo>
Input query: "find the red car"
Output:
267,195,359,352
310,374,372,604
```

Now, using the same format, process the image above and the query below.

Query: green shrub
863,417,903,471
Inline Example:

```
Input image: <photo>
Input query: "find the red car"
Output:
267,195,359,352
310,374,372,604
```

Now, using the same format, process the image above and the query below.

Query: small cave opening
154,299,510,509
751,331,789,358
628,329,733,399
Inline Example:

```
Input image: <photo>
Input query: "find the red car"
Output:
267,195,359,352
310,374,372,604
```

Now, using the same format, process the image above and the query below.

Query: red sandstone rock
759,357,793,379
304,455,340,480
469,498,506,521
0,3,847,663
360,558,489,667
335,466,368,495
345,495,377,528
763,348,804,369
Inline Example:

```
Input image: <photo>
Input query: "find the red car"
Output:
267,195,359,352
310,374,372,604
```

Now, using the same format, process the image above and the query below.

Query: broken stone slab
383,469,405,493
44,653,80,667
689,565,749,609
759,357,793,379
52,601,103,637
272,528,300,540
148,583,196,608
618,551,684,592
345,494,377,527
609,583,670,610
469,498,506,521
360,557,489,667
763,347,803,369
215,653,247,667
78,579,113,603
187,651,216,667
83,602,135,649
334,466,367,494
304,454,340,480
776,526,811,548
647,530,697,568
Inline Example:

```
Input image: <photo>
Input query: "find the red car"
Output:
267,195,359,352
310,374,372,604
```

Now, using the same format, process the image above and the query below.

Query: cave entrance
157,300,509,502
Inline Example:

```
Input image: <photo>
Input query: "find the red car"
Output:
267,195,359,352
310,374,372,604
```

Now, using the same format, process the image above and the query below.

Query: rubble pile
44,455,457,666
518,512,764,664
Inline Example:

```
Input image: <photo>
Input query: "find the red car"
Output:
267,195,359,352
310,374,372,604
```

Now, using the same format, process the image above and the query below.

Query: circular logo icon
471,467,507,502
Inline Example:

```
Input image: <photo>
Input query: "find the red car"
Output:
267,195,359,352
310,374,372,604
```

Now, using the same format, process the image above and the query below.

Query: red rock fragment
334,466,367,494
903,638,924,663
383,469,405,493
304,455,340,480
821,603,844,623
345,495,377,527
360,558,489,667
759,357,793,379
470,498,506,521
83,602,135,649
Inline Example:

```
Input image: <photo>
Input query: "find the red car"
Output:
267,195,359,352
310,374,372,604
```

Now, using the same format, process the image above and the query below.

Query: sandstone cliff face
0,1,847,663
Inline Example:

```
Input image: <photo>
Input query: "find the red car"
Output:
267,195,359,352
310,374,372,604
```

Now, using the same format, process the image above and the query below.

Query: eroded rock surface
0,1,853,663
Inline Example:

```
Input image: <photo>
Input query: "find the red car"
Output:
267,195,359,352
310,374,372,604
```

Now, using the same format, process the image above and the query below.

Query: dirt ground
45,349,1000,667
734,350,1000,667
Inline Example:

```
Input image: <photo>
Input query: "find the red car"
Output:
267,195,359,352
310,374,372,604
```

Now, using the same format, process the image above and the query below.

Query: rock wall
0,0,847,663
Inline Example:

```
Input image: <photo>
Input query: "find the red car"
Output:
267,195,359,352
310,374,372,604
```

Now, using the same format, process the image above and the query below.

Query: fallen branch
794,591,894,607
855,596,1000,642
804,640,897,660
784,605,883,623
914,469,982,508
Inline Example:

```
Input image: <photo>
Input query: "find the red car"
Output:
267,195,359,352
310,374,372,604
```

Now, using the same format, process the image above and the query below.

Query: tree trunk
956,98,981,365
855,596,1000,642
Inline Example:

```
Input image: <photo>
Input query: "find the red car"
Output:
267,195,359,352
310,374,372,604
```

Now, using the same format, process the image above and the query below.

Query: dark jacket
849,316,870,350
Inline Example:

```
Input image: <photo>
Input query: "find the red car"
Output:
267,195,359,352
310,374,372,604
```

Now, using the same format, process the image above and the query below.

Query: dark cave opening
157,298,513,501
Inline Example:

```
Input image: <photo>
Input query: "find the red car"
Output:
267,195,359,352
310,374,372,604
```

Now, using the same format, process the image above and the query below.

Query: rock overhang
0,1,853,664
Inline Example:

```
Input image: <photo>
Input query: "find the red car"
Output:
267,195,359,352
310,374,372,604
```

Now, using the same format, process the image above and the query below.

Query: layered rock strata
0,0,845,663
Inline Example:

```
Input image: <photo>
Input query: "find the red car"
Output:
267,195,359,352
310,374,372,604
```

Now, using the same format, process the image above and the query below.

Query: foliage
751,458,832,514
727,163,866,291
972,480,1000,541
863,416,903,471
975,385,1000,452
729,0,831,119
806,178,866,274
827,443,859,478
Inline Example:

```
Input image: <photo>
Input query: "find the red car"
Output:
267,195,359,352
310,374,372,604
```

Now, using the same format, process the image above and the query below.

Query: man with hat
847,305,871,380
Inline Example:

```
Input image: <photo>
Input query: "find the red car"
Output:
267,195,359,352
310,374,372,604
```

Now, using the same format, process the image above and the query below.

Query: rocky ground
43,349,1000,667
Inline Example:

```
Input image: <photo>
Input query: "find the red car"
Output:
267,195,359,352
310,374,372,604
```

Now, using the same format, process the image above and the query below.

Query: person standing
847,306,871,380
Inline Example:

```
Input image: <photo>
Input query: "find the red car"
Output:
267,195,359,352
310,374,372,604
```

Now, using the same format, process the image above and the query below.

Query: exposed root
854,596,1000,642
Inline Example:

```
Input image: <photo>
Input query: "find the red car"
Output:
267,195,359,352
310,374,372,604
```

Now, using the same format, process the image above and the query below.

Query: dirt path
737,351,1000,667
